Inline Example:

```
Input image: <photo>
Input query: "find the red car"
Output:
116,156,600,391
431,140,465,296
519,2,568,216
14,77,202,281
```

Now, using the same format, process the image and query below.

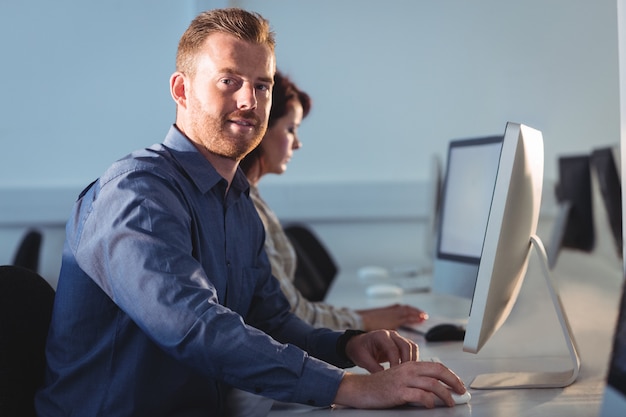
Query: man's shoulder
99,144,180,187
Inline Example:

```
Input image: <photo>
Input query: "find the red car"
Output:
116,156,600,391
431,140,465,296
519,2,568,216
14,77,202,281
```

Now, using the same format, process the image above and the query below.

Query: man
35,8,466,416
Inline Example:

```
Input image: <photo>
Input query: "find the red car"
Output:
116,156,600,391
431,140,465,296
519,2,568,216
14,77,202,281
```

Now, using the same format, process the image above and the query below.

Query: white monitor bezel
463,122,543,353
462,122,580,389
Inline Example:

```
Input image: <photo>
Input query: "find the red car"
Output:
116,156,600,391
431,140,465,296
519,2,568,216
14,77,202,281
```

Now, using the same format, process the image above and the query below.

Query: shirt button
255,387,263,394
307,399,316,406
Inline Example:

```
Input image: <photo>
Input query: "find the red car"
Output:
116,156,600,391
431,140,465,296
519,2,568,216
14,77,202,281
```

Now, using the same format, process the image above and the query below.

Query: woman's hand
357,304,427,331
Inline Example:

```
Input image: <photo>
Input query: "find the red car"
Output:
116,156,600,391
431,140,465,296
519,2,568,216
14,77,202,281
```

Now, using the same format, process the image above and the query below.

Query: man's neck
203,151,239,187
175,124,239,186
245,159,263,187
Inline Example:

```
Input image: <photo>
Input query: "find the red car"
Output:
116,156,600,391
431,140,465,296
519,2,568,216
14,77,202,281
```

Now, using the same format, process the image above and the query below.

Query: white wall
234,0,619,185
0,0,621,286
1,1,619,188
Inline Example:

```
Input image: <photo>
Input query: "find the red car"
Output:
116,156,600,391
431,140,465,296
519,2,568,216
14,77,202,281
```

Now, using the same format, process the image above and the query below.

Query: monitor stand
470,234,581,389
431,259,478,299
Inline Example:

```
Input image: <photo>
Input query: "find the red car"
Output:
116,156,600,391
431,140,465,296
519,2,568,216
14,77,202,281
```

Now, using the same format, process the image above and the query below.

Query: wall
233,0,620,184
0,0,621,286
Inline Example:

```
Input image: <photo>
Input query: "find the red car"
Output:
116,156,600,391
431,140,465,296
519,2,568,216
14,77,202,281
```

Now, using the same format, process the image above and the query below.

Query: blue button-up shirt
35,126,347,416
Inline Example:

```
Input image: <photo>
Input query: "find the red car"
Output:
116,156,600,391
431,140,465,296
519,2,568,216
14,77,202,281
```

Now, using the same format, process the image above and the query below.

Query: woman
241,70,427,331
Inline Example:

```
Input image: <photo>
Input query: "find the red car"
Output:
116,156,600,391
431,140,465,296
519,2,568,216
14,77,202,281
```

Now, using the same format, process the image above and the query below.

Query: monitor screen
432,136,503,298
461,122,580,389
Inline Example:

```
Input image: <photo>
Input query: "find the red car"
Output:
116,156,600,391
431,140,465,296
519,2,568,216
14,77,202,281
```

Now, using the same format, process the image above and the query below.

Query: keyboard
390,275,432,293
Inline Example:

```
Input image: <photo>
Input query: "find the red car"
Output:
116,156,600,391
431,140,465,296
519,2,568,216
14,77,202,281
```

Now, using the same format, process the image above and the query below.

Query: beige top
250,185,362,330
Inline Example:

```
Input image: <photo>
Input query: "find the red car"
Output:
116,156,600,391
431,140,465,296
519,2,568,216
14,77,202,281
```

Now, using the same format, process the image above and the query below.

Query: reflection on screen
439,141,502,259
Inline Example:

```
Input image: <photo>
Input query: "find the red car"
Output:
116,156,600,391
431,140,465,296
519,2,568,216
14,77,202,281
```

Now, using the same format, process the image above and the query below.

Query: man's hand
344,330,418,373
336,330,467,408
334,361,467,409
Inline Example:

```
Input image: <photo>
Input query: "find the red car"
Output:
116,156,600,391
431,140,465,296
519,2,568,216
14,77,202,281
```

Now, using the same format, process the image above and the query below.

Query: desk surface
268,249,623,416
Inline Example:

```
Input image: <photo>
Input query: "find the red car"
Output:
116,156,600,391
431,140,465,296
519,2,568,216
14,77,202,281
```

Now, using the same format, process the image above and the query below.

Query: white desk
268,249,623,416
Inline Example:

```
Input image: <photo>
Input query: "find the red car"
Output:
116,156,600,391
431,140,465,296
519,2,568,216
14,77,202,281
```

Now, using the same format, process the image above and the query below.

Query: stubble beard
192,109,267,161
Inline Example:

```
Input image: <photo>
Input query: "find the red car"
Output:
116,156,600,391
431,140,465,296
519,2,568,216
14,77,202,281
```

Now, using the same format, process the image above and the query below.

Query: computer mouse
449,390,472,406
409,389,471,407
365,283,404,298
424,324,466,342
357,265,390,281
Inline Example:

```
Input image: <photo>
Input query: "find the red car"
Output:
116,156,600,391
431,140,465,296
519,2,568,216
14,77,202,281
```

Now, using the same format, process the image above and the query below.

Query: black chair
12,229,43,273
283,224,338,302
0,265,55,417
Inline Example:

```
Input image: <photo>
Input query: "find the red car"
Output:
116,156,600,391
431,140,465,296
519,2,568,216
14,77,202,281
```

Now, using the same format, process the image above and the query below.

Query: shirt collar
162,125,250,197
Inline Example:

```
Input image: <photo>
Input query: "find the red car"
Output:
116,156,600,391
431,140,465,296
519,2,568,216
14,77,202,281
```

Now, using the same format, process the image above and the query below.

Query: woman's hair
267,70,311,129
176,8,275,76
240,70,311,175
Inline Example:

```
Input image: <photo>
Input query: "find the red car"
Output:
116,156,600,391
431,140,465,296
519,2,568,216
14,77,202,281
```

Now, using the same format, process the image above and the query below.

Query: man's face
182,32,275,161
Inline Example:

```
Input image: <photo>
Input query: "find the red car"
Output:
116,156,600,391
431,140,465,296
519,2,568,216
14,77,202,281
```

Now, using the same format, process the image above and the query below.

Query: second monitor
432,135,503,299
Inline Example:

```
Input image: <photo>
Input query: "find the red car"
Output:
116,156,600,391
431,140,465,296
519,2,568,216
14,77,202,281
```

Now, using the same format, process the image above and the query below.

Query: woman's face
259,100,304,175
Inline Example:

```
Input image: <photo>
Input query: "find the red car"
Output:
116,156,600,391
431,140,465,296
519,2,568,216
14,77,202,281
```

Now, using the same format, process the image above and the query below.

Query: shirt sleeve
69,167,347,407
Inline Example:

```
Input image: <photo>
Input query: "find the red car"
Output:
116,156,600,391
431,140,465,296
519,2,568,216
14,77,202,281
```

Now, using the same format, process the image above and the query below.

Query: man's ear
170,72,187,108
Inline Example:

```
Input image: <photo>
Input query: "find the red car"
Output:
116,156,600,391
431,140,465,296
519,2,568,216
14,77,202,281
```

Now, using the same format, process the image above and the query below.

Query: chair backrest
0,265,55,417
283,224,338,302
12,230,43,273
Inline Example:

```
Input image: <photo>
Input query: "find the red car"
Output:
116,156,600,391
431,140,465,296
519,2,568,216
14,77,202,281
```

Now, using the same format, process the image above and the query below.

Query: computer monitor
598,144,625,416
599,276,626,416
421,154,443,271
591,146,623,259
431,135,503,298
546,154,595,269
462,122,580,389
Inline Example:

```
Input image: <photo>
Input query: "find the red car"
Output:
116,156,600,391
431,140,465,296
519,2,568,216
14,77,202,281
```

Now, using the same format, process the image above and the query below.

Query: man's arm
73,169,346,406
